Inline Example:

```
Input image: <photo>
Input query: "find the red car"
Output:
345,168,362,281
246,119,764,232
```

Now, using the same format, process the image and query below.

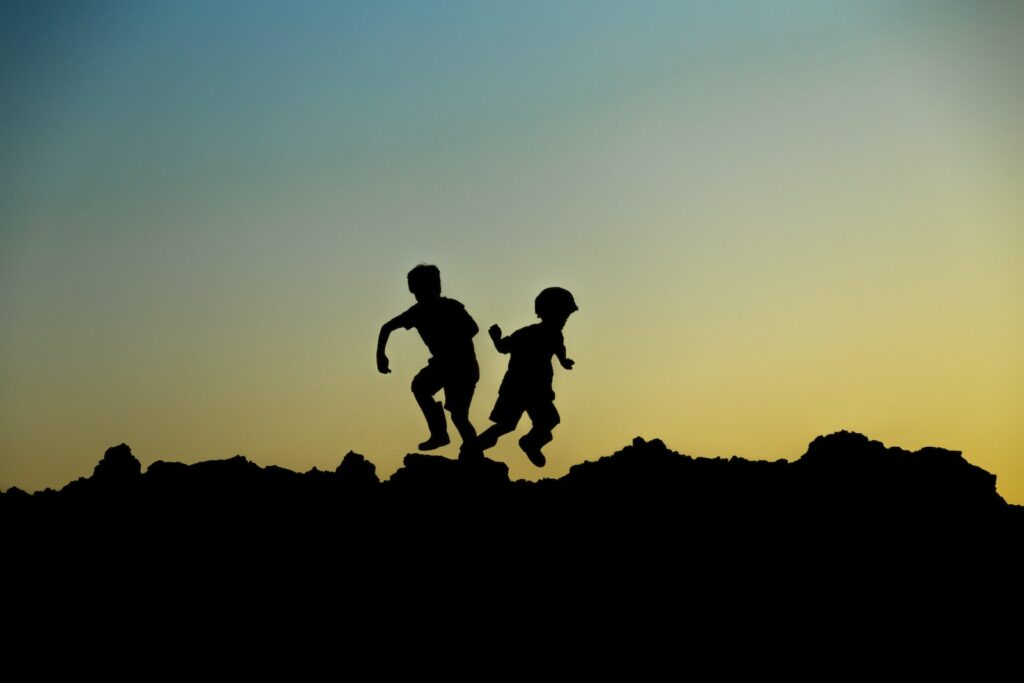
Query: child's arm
376,315,404,374
489,324,511,354
556,343,574,370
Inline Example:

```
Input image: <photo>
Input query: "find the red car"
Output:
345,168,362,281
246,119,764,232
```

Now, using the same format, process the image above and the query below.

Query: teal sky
3,2,1022,503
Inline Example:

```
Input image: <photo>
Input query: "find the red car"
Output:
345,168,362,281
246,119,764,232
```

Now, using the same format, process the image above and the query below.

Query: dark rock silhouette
92,443,142,484
4,431,1020,536
4,430,1021,638
335,450,379,486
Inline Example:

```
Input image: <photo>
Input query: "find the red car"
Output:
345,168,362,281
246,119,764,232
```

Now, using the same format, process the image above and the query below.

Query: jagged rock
387,452,510,489
92,443,142,484
793,430,1004,520
2,432,1018,548
336,451,379,486
2,429,1020,628
3,486,29,499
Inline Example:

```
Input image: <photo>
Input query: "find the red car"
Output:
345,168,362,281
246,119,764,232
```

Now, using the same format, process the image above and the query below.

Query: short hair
407,264,441,295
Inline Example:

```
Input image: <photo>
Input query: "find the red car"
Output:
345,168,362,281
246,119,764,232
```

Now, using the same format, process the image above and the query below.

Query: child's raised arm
489,324,510,354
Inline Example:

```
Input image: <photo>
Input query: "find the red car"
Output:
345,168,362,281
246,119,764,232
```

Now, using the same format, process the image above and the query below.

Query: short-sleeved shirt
394,297,479,374
498,323,564,399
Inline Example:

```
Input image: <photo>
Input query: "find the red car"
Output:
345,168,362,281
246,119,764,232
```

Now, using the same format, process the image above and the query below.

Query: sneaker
519,436,546,467
418,434,450,451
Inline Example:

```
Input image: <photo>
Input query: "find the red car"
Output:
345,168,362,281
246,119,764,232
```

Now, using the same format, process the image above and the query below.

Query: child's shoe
418,433,450,450
518,435,546,467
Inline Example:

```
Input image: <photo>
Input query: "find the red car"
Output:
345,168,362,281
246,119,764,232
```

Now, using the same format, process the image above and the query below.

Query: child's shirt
393,297,479,370
499,323,565,397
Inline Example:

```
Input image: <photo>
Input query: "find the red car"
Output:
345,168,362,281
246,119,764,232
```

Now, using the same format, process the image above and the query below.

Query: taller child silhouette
377,265,480,453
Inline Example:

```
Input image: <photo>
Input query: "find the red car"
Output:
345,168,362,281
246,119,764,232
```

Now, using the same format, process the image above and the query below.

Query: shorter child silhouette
474,287,578,467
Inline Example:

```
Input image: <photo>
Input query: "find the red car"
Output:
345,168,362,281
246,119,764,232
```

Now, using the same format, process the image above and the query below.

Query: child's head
407,264,441,302
535,287,578,327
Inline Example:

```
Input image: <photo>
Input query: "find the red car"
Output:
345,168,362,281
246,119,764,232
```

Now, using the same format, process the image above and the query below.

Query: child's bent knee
411,375,431,397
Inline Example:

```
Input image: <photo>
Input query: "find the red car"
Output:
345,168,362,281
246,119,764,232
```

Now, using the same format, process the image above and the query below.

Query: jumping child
377,265,480,452
474,287,578,467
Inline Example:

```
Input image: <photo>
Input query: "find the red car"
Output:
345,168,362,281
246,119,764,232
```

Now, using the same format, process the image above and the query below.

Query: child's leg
518,432,550,467
520,401,560,467
475,392,522,452
412,366,449,449
476,422,514,451
444,375,478,446
450,410,477,445
520,428,553,450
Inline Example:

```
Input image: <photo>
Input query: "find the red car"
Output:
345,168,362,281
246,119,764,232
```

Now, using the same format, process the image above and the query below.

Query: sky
2,1,1022,504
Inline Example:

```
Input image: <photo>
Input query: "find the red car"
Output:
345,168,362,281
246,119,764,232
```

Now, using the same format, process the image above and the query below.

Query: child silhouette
474,287,578,467
377,265,479,452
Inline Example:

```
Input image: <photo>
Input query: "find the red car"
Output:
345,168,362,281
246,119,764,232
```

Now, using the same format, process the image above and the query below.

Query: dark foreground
4,431,1021,660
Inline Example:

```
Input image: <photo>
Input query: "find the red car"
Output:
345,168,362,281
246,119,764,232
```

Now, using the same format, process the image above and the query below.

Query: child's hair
407,264,441,295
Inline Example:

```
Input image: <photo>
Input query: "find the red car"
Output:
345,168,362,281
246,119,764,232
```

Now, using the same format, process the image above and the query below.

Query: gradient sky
2,1,1022,504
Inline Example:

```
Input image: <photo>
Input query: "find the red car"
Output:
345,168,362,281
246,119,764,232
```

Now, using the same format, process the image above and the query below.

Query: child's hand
560,357,575,370
488,324,502,341
377,350,391,374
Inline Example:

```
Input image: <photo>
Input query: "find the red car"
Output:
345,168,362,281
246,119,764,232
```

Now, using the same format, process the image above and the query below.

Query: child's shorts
412,362,478,415
489,390,560,432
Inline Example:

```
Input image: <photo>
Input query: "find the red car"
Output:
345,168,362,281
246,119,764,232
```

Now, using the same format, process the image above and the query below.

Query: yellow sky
2,2,1022,503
